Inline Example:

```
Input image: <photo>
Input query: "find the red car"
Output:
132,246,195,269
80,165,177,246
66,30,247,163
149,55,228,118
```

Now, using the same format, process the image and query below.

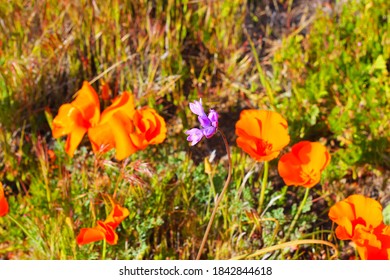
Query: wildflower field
0,0,389,260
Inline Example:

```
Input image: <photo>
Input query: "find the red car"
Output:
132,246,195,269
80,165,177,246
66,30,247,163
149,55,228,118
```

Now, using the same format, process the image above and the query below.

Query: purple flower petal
187,99,219,145
185,128,204,146
198,115,211,127
189,99,207,117
202,126,217,139
208,109,218,128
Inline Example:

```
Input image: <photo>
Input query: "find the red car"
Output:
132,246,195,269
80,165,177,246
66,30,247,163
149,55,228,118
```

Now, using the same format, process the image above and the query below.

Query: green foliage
0,0,388,260
383,204,390,226
272,0,389,183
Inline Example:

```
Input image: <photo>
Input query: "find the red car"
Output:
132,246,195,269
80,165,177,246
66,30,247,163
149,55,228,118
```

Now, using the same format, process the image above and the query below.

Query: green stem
196,129,232,260
283,187,310,242
258,161,269,214
102,238,107,260
44,178,51,206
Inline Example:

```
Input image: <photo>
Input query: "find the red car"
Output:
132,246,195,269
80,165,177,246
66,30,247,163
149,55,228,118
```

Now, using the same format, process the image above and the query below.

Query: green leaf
370,55,387,73
302,196,313,214
383,203,390,225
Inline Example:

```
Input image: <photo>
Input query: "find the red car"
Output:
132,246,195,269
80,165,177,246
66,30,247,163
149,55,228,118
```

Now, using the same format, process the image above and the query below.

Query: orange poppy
76,220,118,245
329,194,383,240
53,82,166,160
76,203,129,246
52,81,100,157
328,194,390,260
277,141,331,188
105,204,130,229
0,182,9,217
354,224,390,260
130,108,167,150
88,91,138,160
235,109,290,162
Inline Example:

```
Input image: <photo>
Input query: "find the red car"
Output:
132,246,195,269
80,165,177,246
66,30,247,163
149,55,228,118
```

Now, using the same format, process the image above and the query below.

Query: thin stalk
231,239,338,260
196,129,232,260
258,161,269,215
243,27,275,106
283,187,310,242
88,54,137,85
101,238,107,260
206,172,216,220
7,215,40,244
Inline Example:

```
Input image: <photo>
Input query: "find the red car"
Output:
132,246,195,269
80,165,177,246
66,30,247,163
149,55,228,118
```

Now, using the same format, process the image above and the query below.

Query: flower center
256,139,273,155
299,167,319,185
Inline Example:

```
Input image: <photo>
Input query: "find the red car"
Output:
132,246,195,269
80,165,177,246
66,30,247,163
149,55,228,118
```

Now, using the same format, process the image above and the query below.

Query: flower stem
283,187,310,242
101,238,107,260
258,161,269,215
196,129,232,260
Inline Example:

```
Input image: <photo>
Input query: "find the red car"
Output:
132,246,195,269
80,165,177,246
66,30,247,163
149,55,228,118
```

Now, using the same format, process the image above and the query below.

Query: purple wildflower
185,99,218,146
186,128,203,146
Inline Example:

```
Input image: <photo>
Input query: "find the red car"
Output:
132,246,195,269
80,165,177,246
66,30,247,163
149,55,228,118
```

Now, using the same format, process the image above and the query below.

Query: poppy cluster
52,81,167,160
328,194,390,260
234,109,330,188
0,182,9,217
76,203,129,245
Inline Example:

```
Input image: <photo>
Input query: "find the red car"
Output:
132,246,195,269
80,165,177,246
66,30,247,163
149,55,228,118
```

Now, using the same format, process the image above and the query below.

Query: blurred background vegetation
0,0,389,259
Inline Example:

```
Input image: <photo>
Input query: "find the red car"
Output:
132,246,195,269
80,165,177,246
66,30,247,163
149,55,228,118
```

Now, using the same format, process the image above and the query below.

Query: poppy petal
52,104,85,138
96,221,118,245
0,183,9,217
278,153,305,186
105,204,130,229
88,122,116,154
76,224,106,245
235,110,263,139
347,195,383,229
260,111,290,151
99,91,135,123
109,113,138,160
65,125,88,157
328,200,356,235
71,81,100,126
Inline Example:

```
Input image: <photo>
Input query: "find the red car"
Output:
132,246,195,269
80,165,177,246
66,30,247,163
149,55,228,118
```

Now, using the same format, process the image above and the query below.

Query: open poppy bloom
76,220,118,245
278,141,331,188
76,203,129,246
130,108,167,150
52,81,100,157
328,194,390,260
88,91,138,160
235,109,290,161
0,182,9,217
